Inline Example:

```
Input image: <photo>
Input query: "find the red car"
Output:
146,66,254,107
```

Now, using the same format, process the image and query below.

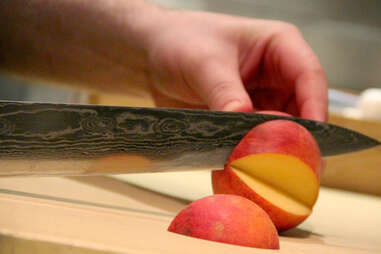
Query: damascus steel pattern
0,101,378,174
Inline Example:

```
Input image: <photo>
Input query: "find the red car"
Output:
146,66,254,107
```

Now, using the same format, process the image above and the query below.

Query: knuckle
194,55,215,72
312,66,326,78
273,21,301,35
306,63,327,81
209,81,237,105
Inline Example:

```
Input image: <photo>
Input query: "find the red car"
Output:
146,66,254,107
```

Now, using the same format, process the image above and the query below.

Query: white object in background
328,89,359,108
341,107,364,120
357,88,381,121
328,89,359,116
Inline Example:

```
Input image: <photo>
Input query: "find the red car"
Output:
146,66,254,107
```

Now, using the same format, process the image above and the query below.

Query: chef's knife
0,101,379,176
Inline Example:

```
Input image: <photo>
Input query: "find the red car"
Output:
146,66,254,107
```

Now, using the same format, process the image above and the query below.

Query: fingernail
222,101,242,112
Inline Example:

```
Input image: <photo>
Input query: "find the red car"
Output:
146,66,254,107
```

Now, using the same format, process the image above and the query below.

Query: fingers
150,85,209,109
295,69,328,122
185,59,254,112
269,25,328,121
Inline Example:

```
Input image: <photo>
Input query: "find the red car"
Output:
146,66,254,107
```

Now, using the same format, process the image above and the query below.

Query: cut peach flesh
229,153,319,214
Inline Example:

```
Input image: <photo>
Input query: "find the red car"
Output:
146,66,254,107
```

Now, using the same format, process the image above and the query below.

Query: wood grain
321,113,381,196
0,235,114,254
0,176,380,253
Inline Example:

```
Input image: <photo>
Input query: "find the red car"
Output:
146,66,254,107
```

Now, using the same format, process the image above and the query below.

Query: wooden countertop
321,113,381,196
0,175,380,254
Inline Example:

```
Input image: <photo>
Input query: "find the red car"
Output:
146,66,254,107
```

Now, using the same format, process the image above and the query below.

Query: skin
0,0,328,121
212,120,322,231
168,194,279,249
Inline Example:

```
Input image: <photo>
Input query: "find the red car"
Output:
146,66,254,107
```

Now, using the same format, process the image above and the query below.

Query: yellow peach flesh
230,153,319,214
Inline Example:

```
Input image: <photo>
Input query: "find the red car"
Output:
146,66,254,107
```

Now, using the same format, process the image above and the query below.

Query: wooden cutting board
0,174,380,254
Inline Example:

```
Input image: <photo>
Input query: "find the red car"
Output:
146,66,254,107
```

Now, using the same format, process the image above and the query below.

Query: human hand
145,10,328,122
0,1,327,122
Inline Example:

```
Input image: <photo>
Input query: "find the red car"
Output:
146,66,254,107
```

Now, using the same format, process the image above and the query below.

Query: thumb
188,60,253,112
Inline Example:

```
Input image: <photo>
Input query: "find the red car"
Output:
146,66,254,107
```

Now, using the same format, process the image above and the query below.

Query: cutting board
0,174,380,254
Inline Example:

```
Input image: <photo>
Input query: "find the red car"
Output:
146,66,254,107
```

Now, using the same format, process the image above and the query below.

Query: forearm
0,0,162,94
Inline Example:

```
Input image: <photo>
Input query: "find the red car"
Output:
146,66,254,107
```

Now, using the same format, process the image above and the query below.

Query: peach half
212,119,322,231
168,194,279,249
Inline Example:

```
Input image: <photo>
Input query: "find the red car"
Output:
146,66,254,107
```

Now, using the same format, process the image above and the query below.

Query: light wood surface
0,235,112,254
0,176,380,254
321,113,381,196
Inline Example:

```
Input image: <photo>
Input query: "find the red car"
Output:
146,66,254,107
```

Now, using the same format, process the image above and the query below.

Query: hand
145,10,328,121
0,1,327,122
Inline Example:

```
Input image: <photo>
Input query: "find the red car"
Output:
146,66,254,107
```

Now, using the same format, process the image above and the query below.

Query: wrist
102,0,166,47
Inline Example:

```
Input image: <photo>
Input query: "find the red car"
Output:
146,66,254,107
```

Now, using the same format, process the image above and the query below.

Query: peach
168,194,279,249
212,120,322,231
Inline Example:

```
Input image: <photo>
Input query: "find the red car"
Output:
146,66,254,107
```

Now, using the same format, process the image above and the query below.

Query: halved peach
212,119,322,231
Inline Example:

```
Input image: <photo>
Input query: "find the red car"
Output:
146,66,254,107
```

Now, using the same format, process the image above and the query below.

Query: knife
0,101,378,176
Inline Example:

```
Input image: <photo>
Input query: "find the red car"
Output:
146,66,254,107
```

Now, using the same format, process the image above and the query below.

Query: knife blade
0,101,378,176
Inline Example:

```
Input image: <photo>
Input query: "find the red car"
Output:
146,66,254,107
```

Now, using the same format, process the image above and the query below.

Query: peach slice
168,194,279,249
212,119,322,231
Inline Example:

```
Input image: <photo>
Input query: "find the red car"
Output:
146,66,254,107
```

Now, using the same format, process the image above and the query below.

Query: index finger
270,25,328,121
